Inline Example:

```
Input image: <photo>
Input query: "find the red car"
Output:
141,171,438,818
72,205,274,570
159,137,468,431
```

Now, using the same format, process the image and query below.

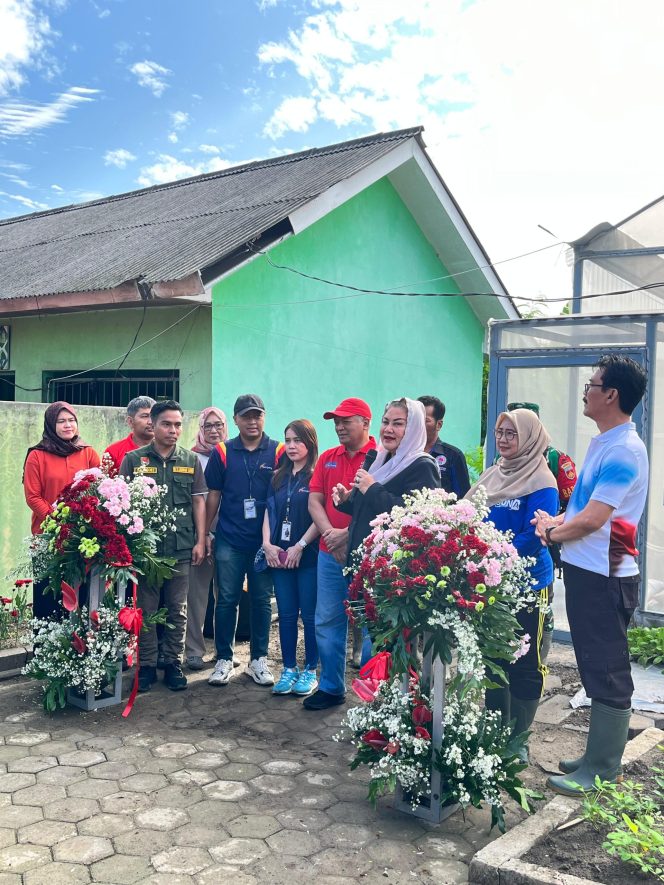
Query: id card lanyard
243,451,260,519
281,472,300,542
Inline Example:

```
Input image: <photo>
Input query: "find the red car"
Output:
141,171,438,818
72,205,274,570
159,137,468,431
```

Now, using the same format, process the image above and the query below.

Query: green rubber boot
548,701,630,797
510,695,540,764
559,754,585,774
485,686,510,727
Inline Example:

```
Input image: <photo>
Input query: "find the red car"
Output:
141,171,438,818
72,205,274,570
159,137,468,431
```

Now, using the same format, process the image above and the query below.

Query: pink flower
513,633,531,661
127,516,144,535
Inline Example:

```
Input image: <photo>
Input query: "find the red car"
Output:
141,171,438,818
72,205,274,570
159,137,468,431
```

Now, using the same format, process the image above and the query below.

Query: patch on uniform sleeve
562,461,576,481
134,466,158,474
140,457,150,465
436,455,448,468
173,466,195,474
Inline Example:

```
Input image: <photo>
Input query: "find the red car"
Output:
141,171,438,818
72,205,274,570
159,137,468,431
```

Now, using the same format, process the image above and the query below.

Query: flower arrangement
0,580,33,648
337,674,434,808
23,591,138,712
32,466,180,598
340,487,542,831
433,681,533,832
346,487,536,680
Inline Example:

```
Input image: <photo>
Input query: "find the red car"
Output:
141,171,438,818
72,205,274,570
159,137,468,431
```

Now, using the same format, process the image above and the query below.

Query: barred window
42,370,179,407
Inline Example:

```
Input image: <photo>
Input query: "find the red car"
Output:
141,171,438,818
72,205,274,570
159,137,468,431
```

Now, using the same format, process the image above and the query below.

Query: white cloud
258,0,283,9
170,110,189,129
51,183,63,191
0,171,29,187
0,86,99,136
129,59,171,97
263,96,318,139
199,143,220,154
0,190,48,211
257,0,664,306
98,9,111,19
0,0,51,95
136,153,237,187
167,132,177,143
103,147,136,168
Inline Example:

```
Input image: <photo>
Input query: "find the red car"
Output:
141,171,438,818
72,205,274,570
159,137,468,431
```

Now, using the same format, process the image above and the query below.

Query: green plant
582,773,664,881
0,580,33,647
627,626,664,671
464,445,484,484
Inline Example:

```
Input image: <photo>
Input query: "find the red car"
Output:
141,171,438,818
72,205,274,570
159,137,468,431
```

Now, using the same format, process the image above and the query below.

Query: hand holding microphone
349,448,378,502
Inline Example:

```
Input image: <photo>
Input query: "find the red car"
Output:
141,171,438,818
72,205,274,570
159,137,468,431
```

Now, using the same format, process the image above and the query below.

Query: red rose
90,610,100,628
415,726,431,740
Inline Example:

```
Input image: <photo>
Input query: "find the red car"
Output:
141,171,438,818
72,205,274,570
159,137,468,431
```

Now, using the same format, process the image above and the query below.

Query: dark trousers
214,538,272,662
564,562,638,708
509,585,549,701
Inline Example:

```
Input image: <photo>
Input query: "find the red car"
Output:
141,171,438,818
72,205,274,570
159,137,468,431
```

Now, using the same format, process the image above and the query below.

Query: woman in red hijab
23,402,100,619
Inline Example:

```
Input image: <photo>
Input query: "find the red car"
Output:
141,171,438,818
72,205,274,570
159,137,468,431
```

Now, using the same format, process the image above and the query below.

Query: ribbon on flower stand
351,650,392,701
119,581,143,718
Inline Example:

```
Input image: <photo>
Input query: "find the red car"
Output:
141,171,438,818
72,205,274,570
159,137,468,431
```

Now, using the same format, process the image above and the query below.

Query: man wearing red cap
305,398,375,710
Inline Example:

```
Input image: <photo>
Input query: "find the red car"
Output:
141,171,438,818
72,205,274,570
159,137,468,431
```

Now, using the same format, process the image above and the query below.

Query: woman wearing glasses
23,402,101,620
466,408,558,763
186,407,228,670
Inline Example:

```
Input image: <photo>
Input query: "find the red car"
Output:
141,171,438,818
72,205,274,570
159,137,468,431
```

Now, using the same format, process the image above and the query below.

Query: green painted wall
0,305,211,411
0,403,199,590
212,177,485,452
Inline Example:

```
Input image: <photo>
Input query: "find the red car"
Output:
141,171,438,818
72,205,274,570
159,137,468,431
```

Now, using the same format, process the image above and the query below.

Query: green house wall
0,305,211,411
211,177,484,451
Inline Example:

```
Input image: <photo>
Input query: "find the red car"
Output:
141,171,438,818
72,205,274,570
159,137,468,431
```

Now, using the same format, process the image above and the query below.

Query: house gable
212,177,484,451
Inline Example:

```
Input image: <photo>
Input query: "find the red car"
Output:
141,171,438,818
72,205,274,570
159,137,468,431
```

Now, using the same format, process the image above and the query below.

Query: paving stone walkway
0,643,525,884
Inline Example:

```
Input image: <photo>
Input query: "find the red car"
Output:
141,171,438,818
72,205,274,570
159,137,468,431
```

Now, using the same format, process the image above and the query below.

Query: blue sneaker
292,666,318,696
272,667,300,695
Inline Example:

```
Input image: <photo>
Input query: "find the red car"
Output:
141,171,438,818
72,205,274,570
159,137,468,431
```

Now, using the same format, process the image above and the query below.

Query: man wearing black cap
305,397,375,710
204,395,284,689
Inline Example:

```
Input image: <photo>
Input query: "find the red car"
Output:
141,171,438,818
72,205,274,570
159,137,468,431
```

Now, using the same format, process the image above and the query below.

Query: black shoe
138,666,157,693
164,662,188,691
156,652,166,670
302,689,345,711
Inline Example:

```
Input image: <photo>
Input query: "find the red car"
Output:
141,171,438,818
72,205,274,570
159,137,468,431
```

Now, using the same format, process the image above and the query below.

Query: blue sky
1,0,663,305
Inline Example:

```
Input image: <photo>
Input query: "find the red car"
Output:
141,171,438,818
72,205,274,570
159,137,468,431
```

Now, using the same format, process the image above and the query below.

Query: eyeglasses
583,383,605,395
203,422,225,431
494,429,517,441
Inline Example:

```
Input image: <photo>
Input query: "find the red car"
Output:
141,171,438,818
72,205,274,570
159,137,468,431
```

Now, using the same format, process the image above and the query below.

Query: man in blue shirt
204,395,284,688
418,395,470,497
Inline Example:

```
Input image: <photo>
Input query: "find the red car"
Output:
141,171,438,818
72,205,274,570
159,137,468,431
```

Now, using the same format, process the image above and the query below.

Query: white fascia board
287,140,417,235
203,232,293,297
409,143,518,321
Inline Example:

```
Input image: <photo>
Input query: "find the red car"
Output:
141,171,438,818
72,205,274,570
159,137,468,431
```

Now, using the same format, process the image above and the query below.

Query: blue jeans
315,550,349,696
214,537,273,662
272,566,318,670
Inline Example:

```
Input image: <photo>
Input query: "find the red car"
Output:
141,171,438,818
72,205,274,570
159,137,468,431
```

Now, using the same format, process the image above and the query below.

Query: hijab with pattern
465,408,557,507
192,406,228,454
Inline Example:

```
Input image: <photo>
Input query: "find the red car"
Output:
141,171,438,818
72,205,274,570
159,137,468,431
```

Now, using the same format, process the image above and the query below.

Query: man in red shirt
305,398,375,710
104,396,155,473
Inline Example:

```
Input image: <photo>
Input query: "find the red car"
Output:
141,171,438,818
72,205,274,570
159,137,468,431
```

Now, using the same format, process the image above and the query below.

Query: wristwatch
297,538,308,550
544,526,557,546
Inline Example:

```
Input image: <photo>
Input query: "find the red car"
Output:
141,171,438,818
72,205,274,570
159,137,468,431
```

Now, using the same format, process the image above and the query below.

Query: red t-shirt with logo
309,438,376,554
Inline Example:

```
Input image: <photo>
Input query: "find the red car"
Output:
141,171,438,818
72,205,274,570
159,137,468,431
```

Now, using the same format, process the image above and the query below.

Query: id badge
243,498,257,519
281,521,292,542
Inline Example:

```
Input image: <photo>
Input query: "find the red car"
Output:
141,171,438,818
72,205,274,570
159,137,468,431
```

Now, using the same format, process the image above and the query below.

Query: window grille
42,370,180,407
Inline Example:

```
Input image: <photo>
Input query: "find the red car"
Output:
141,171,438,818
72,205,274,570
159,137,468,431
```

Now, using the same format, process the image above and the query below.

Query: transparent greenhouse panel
499,319,647,350
644,329,664,615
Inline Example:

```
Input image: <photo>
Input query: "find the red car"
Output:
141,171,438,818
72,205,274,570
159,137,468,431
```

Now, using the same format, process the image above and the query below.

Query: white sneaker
246,657,274,686
208,659,234,686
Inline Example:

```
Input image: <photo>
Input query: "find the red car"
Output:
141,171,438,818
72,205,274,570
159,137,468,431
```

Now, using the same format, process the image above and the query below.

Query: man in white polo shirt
533,354,648,796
